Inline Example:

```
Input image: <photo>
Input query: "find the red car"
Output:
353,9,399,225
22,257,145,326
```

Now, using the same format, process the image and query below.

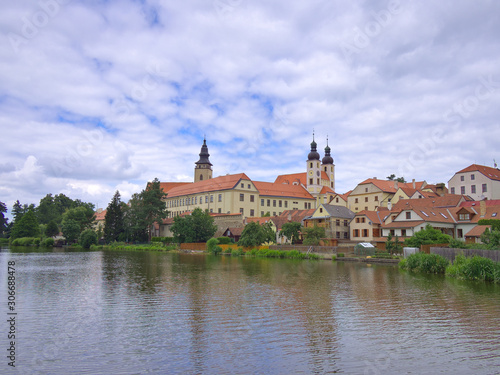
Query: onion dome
322,138,334,164
307,133,320,161
195,138,212,166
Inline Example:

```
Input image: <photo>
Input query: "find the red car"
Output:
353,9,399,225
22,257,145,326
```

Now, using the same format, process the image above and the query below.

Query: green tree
45,220,59,238
262,222,276,244
171,208,217,243
141,178,168,241
405,224,451,248
79,229,98,249
280,222,302,244
303,225,325,246
0,201,8,237
387,174,406,183
123,193,148,242
12,200,36,224
62,206,95,233
386,233,403,255
104,191,125,243
10,209,40,239
61,219,80,243
238,222,267,247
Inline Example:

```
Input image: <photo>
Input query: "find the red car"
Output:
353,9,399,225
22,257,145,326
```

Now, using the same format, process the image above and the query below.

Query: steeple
307,131,320,161
194,137,213,182
322,136,334,165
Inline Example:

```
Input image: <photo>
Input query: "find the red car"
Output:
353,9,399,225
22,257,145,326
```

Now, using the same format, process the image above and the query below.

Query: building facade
448,164,500,201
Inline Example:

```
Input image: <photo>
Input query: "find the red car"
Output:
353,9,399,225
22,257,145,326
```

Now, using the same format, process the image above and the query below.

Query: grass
399,252,449,274
97,242,177,252
446,254,500,283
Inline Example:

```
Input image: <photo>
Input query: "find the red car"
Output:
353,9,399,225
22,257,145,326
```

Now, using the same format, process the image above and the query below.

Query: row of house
94,138,500,247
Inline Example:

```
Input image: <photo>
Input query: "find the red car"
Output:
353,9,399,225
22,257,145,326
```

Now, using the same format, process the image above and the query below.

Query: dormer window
459,213,470,221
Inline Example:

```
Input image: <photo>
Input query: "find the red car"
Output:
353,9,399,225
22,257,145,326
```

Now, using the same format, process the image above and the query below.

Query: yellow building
159,138,332,219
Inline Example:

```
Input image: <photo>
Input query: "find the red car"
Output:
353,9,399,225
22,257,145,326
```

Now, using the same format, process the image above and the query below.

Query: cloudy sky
1,0,499,217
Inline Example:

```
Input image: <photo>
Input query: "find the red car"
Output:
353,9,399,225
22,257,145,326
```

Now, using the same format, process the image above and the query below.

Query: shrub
446,254,500,282
41,238,55,247
337,253,345,258
79,229,98,249
231,248,244,256
400,252,449,274
206,238,219,253
223,246,232,254
217,237,233,245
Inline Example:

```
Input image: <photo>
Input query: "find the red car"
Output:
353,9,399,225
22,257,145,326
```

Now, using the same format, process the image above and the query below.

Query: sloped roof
254,181,315,199
166,173,251,198
320,186,335,194
383,220,426,229
314,204,355,220
274,173,306,185
356,210,384,225
94,209,106,221
246,217,275,225
465,225,491,237
278,209,316,222
159,182,192,194
358,178,400,193
454,164,500,181
392,195,467,211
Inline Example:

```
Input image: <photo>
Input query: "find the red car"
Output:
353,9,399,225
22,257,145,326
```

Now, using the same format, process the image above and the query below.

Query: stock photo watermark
341,0,403,63
7,0,72,53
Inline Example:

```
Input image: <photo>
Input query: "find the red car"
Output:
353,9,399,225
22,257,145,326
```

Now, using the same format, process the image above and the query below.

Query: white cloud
1,0,500,215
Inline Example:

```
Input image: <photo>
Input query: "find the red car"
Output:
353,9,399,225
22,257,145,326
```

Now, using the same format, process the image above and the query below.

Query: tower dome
195,138,212,166
307,135,320,161
322,138,334,165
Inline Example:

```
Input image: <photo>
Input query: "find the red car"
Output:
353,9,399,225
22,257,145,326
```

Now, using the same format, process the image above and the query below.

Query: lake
1,247,499,374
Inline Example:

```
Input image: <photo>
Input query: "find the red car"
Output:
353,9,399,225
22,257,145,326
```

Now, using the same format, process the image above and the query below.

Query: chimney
480,200,487,218
394,181,398,189
288,212,292,221
436,183,446,197
412,179,416,189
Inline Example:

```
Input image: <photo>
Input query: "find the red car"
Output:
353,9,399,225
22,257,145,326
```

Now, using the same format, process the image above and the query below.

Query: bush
217,237,233,245
400,252,449,274
41,238,55,247
11,237,38,246
337,253,345,258
231,248,244,256
151,236,175,244
223,246,232,254
79,229,98,249
446,254,500,283
206,238,219,254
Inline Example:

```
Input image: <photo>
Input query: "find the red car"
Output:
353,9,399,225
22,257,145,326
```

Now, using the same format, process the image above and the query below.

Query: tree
12,200,35,224
0,201,8,237
303,225,325,246
280,222,302,244
10,209,40,239
123,193,148,242
171,208,217,243
237,221,277,247
387,174,406,183
104,191,125,243
405,224,451,248
141,178,168,241
62,206,95,233
79,229,98,249
61,219,80,243
386,233,403,255
45,220,59,238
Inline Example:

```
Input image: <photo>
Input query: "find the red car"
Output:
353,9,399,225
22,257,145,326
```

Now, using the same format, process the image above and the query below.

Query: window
461,186,465,194
336,232,340,239
344,232,348,239
471,185,476,194
241,183,244,188
482,184,488,193
218,208,221,213
279,200,282,207
250,209,255,216
460,176,465,181
250,195,255,203
365,187,368,192
406,212,411,219
344,220,348,226
365,207,368,211
362,229,368,237
273,212,276,216
353,229,359,237
195,197,197,204
336,198,339,203
336,219,340,226
261,199,264,206
320,208,323,213
374,196,378,201
471,174,475,180
304,202,308,209
205,196,208,203
210,195,213,203
317,178,320,185
309,178,313,185
240,194,244,202
401,229,407,237
325,167,327,172
218,194,222,202
459,213,470,221
261,211,264,216
451,187,455,194
267,199,270,207
355,198,359,203
365,197,368,202
390,230,395,236
240,208,244,214
210,209,213,213
356,218,360,223
361,217,365,223
248,184,251,189
273,200,276,207
310,162,313,168
285,201,288,208
458,229,463,238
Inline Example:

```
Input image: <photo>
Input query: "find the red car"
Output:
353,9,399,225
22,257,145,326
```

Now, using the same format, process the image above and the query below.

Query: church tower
194,138,213,183
306,133,322,195
321,136,335,191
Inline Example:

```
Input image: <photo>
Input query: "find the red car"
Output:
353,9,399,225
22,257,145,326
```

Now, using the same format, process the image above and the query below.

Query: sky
1,0,499,218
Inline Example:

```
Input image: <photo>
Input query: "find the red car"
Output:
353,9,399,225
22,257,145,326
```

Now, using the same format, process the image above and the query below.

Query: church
159,136,336,218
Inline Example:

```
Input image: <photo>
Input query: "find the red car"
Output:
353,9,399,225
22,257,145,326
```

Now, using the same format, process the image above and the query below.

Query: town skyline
1,1,499,217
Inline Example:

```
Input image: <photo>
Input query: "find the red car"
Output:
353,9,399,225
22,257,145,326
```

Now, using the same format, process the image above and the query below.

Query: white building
448,164,500,201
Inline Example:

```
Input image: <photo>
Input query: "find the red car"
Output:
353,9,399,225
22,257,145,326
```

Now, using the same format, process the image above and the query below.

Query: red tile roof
455,164,500,181
159,182,192,193
383,220,426,229
392,195,467,210
465,225,491,237
274,173,306,186
254,181,315,199
356,210,384,225
94,209,106,221
166,173,251,198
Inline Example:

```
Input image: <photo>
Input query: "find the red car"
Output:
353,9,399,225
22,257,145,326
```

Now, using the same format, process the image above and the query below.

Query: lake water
1,247,499,375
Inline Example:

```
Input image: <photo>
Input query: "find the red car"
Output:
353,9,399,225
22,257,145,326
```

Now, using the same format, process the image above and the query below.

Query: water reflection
0,248,499,374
